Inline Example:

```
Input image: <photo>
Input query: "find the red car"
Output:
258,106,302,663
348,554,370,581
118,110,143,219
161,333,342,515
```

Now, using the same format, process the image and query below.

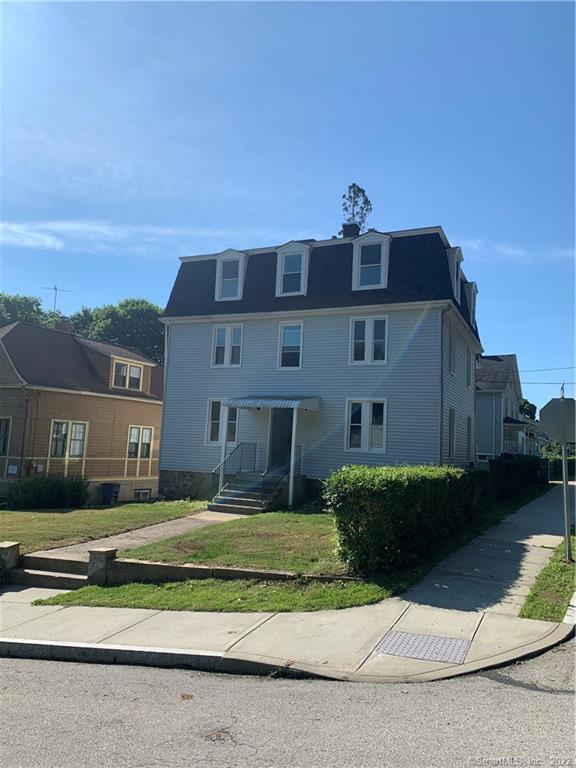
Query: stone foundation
159,470,213,500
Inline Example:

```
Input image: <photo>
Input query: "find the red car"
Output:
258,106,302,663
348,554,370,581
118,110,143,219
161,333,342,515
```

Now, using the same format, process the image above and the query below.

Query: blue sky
1,1,574,409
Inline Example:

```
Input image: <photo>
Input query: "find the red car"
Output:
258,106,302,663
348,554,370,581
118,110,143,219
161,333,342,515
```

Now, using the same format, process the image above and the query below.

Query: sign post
560,388,572,562
540,393,574,563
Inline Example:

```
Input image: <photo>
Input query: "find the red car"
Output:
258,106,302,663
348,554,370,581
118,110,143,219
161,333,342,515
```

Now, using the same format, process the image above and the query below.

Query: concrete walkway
402,483,574,616
30,509,243,560
1,484,573,683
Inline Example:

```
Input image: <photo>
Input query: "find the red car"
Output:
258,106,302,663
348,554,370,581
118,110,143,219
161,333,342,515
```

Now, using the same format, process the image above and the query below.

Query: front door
268,409,293,471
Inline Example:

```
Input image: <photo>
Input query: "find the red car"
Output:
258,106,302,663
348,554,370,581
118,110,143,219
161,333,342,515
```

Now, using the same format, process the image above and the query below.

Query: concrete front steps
9,554,89,590
208,472,273,515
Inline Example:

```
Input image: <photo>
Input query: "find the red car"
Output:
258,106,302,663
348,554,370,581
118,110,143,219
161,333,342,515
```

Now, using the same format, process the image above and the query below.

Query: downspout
492,392,496,456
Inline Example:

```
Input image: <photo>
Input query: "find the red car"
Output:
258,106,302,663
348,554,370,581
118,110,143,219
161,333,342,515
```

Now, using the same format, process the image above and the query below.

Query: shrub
489,455,548,500
547,456,576,481
5,475,90,510
323,465,494,574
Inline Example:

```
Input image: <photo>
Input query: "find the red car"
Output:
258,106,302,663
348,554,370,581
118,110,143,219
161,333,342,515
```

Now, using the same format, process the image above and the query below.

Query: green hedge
547,456,576,481
323,465,494,574
5,475,90,510
489,455,548,500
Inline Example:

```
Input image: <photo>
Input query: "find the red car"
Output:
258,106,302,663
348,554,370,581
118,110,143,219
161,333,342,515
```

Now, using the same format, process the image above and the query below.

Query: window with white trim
346,399,387,453
206,401,238,445
0,418,10,456
127,426,153,459
350,317,388,364
448,408,456,459
276,247,308,297
134,488,151,501
448,326,456,375
113,360,143,391
278,322,303,369
352,235,390,291
51,421,87,458
212,325,243,367
215,253,245,301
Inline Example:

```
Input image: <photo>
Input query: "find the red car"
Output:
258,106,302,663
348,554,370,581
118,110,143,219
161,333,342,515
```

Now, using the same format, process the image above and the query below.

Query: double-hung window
448,408,456,459
215,251,246,301
352,234,390,291
275,243,309,297
345,399,387,453
127,426,153,459
0,418,10,456
448,326,456,375
212,325,243,367
51,421,87,458
350,317,388,364
278,321,303,369
207,401,238,444
113,360,143,391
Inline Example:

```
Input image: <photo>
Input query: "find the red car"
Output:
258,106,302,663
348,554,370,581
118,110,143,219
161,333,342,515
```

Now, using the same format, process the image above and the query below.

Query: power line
522,367,575,373
41,284,70,313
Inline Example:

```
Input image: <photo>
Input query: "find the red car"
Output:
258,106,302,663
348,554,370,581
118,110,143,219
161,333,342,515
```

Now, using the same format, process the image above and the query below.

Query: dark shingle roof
0,322,163,400
76,337,154,364
476,354,520,393
163,231,478,335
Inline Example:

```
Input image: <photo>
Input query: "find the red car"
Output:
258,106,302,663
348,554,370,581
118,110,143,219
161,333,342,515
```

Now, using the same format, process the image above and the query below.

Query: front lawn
122,511,345,576
35,577,389,612
0,500,207,554
520,536,575,622
33,485,551,613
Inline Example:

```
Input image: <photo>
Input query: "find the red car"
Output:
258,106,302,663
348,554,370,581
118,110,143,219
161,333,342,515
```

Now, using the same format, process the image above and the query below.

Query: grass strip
520,536,575,622
35,577,389,612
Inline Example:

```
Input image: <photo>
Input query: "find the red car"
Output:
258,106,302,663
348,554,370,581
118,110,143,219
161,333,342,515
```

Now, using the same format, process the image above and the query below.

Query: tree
340,183,373,233
0,293,57,327
519,398,537,421
70,298,164,364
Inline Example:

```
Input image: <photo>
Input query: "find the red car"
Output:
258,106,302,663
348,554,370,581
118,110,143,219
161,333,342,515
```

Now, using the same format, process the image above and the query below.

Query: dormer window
275,242,310,297
215,250,246,301
352,233,390,291
113,360,143,391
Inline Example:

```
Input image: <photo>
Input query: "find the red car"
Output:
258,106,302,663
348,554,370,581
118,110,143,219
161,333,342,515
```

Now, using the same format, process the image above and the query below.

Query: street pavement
0,643,574,768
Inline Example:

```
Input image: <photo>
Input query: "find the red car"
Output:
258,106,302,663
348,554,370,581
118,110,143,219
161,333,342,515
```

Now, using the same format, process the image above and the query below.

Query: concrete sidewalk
1,484,573,683
30,509,243,560
402,483,574,616
0,585,571,683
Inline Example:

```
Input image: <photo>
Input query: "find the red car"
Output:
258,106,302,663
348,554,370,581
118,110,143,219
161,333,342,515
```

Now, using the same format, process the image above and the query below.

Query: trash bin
101,482,121,505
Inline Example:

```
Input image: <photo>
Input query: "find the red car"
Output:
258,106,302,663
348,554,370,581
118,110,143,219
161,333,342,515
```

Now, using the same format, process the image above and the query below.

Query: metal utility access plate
376,630,471,664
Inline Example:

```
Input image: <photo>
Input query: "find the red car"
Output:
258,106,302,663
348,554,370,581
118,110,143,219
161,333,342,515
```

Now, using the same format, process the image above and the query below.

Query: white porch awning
222,396,320,412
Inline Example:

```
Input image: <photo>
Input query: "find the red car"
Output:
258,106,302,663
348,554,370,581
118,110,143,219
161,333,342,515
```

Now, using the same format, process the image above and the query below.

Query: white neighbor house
159,223,483,511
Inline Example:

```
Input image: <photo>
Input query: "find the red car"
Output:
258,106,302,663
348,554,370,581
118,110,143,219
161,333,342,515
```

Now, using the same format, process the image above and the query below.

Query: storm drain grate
376,631,471,664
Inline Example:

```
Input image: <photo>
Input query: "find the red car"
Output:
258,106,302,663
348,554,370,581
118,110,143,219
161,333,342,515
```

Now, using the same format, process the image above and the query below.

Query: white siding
160,306,443,479
441,311,477,465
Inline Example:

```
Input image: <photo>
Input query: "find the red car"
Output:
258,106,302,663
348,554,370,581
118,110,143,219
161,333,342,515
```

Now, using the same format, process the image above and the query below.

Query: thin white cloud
456,236,573,264
0,220,316,258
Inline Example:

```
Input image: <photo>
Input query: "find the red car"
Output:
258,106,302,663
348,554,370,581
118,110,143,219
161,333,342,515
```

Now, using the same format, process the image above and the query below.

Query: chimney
55,317,75,334
342,222,360,238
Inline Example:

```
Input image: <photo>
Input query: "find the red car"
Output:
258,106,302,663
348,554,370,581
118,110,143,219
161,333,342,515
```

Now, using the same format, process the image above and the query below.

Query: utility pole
41,284,70,313
560,384,572,562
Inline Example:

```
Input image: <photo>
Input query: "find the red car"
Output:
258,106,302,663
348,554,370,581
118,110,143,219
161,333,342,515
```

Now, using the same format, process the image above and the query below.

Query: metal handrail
211,442,257,497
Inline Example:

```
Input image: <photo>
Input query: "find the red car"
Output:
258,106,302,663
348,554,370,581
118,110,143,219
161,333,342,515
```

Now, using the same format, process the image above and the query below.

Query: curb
1,622,572,684
0,638,324,680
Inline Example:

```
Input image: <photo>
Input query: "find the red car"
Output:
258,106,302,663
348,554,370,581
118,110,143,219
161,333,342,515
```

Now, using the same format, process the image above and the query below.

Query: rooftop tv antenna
41,284,70,313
